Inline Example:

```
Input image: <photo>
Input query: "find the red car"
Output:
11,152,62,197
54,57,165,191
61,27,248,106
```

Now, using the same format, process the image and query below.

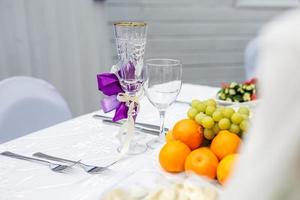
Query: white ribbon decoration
115,93,140,159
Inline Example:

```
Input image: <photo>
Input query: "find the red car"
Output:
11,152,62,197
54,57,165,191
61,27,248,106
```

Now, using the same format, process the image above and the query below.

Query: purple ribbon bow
97,73,128,122
97,62,138,122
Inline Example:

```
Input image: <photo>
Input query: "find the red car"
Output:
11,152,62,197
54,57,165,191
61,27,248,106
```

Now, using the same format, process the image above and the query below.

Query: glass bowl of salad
216,78,258,106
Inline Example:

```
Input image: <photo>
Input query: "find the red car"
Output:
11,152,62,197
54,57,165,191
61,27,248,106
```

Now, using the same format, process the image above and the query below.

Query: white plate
215,97,259,108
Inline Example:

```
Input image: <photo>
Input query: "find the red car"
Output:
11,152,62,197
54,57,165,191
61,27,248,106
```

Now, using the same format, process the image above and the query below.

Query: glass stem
158,110,166,141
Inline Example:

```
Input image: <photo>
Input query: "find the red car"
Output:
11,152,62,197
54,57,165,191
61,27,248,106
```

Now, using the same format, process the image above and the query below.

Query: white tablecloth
0,84,218,200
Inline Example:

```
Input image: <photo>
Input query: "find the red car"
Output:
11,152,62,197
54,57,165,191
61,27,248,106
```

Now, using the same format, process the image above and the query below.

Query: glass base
117,141,147,155
117,130,146,142
116,130,148,155
134,130,147,140
147,138,165,150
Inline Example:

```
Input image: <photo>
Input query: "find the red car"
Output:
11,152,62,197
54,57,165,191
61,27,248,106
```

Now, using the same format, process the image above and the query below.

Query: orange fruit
172,119,204,150
210,130,241,160
217,154,239,185
165,130,175,143
184,147,219,179
159,140,191,173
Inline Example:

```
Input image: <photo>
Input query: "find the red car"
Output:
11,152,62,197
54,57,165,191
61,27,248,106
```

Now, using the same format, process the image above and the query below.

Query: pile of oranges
159,119,242,185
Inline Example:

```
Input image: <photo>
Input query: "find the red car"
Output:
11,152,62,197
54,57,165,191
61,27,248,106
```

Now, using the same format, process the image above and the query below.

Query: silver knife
93,114,166,131
101,119,161,135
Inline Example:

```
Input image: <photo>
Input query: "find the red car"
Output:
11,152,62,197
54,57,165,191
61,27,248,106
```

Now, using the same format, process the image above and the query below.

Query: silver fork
33,152,116,174
0,151,74,173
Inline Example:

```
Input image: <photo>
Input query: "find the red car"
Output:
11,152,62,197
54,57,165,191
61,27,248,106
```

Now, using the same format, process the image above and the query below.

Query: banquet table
0,84,219,200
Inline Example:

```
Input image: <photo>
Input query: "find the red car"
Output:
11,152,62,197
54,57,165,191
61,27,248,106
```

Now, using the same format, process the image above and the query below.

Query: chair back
0,76,72,143
244,38,259,79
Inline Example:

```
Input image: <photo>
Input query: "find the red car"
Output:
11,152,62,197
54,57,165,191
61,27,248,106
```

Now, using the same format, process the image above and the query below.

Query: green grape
222,107,235,118
196,103,207,113
212,110,223,122
205,105,216,116
217,106,226,113
191,99,201,108
206,99,217,107
241,114,249,120
229,124,240,134
204,128,216,140
202,116,214,129
231,112,243,124
240,120,249,132
187,107,198,119
213,123,220,134
202,100,208,106
218,118,231,130
195,112,206,124
238,106,250,116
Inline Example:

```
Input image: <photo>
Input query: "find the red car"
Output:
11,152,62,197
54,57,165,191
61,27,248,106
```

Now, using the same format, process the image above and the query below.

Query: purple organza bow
97,73,128,122
97,61,138,122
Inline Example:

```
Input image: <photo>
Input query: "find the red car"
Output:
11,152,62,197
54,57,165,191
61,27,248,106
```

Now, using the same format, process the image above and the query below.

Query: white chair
244,38,259,79
0,76,72,143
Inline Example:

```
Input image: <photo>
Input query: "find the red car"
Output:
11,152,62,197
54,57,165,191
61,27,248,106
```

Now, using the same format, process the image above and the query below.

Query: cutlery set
0,151,114,174
0,115,159,173
92,114,169,134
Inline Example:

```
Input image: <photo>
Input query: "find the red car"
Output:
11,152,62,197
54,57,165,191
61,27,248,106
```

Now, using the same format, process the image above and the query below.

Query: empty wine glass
143,59,182,149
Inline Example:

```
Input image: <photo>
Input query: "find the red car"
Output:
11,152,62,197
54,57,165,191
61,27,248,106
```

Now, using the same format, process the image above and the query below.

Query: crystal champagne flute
112,22,148,154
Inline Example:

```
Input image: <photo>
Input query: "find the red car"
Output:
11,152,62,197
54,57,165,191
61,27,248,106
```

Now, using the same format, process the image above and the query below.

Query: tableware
33,152,115,174
143,59,182,149
0,151,73,173
175,100,191,105
110,21,148,155
92,114,161,131
101,119,169,135
215,97,259,107
112,22,147,94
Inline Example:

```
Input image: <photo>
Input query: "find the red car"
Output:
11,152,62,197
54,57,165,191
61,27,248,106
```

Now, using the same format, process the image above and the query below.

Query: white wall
0,0,287,116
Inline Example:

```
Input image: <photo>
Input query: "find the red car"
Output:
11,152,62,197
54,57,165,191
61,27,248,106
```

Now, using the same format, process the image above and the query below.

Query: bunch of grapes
187,99,250,140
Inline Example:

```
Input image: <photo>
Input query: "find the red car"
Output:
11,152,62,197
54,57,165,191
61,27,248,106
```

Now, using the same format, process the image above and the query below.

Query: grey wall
0,0,111,116
0,0,288,116
105,0,287,85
